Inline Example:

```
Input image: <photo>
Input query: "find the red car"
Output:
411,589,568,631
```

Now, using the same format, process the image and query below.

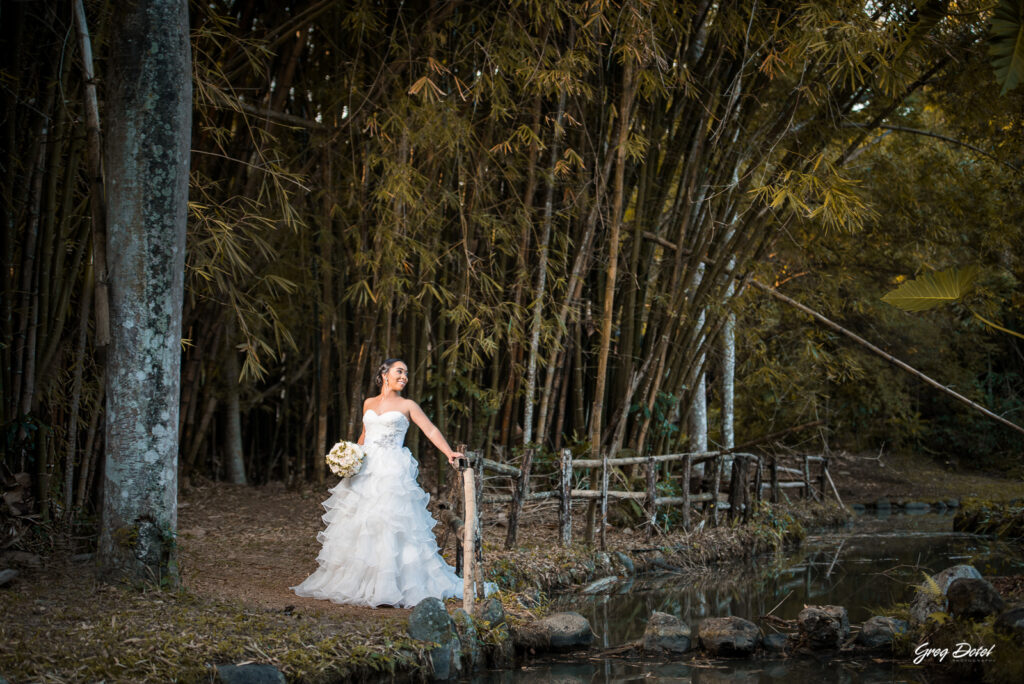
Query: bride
292,358,473,607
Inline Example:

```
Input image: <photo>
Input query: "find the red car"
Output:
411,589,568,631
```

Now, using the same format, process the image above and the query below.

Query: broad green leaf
881,266,980,312
989,0,1024,95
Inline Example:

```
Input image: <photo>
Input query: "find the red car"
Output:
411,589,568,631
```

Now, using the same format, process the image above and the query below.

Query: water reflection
471,511,1024,683
557,511,1024,646
472,657,927,683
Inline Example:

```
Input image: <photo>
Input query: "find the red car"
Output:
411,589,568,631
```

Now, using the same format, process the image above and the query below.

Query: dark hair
374,358,406,388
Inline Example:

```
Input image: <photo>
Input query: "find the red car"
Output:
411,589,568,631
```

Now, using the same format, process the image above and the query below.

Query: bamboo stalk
64,262,94,517
72,0,110,349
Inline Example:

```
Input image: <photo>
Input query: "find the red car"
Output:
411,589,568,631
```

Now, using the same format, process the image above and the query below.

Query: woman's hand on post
447,451,464,468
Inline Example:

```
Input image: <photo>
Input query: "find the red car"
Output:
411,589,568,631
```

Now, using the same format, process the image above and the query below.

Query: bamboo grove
1,0,1013,532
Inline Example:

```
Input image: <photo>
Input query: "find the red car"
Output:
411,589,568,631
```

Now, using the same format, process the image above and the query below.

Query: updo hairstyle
374,358,405,388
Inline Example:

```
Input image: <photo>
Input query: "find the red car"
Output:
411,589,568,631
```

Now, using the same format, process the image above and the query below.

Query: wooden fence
471,448,839,549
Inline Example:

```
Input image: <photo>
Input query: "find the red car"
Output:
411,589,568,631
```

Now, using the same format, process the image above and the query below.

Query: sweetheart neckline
364,409,409,421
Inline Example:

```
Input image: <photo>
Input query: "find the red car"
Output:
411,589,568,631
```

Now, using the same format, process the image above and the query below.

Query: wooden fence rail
473,447,837,550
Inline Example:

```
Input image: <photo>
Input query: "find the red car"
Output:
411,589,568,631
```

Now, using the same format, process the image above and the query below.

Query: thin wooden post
753,456,763,505
741,456,752,523
600,450,609,550
727,456,739,522
461,445,476,614
645,453,657,539
559,448,572,546
803,454,812,500
504,447,534,549
681,453,691,531
711,454,722,527
819,457,829,504
771,457,779,504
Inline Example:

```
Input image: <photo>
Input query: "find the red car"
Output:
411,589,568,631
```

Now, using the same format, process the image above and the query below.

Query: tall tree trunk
98,0,191,584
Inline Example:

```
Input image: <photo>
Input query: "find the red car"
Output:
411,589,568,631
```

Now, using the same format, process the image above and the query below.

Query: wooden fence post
559,448,572,546
681,453,691,531
711,454,722,527
753,455,763,505
803,454,811,500
504,446,534,549
646,453,657,539
600,449,609,550
461,453,476,614
819,457,828,504
771,457,779,504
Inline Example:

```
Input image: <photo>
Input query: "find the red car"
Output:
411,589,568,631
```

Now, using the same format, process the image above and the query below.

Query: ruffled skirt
291,444,465,607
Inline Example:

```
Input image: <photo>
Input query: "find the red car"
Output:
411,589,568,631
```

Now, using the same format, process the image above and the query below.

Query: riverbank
1,450,1020,681
0,484,839,681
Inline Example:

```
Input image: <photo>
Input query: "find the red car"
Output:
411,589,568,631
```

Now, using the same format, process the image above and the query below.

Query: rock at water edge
856,616,908,650
698,616,761,657
408,597,462,680
641,611,692,654
797,605,849,649
947,578,1005,621
910,565,983,626
539,612,594,650
473,596,505,628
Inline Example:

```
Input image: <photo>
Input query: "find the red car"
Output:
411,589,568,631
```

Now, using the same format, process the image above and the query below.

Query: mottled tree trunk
98,0,191,584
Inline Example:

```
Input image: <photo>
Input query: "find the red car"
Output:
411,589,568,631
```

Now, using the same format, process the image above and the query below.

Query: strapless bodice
363,410,409,450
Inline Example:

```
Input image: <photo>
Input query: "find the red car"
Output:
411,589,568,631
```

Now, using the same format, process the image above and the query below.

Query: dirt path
176,449,1021,618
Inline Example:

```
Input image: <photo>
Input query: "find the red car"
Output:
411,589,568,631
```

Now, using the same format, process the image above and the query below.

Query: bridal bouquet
325,440,365,478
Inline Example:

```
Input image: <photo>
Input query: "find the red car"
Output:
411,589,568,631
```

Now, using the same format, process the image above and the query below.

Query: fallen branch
752,280,1024,437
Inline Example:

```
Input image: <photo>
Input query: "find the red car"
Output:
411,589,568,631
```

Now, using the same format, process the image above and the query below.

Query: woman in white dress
292,358,470,607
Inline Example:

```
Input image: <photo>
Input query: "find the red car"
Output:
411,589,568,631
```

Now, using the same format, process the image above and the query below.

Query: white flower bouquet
325,440,365,478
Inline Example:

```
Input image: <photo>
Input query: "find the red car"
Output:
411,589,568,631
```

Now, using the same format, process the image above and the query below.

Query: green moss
954,498,1024,538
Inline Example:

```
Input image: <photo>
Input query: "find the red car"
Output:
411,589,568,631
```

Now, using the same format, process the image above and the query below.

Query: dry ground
1,449,1021,681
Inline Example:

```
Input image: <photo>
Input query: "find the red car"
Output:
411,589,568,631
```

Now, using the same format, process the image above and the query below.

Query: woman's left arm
408,401,461,466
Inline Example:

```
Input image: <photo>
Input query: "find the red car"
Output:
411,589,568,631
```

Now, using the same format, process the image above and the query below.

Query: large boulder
641,611,692,654
408,597,462,680
797,605,849,649
698,616,761,657
855,616,908,650
910,564,983,626
539,612,594,650
947,578,1005,620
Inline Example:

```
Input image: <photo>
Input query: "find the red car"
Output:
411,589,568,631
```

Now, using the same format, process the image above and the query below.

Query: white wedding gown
291,409,469,607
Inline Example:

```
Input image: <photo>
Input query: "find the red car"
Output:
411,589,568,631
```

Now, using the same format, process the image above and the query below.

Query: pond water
470,510,1024,683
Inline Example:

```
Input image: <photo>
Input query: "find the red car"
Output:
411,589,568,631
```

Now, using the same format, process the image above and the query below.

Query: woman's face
384,363,408,391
